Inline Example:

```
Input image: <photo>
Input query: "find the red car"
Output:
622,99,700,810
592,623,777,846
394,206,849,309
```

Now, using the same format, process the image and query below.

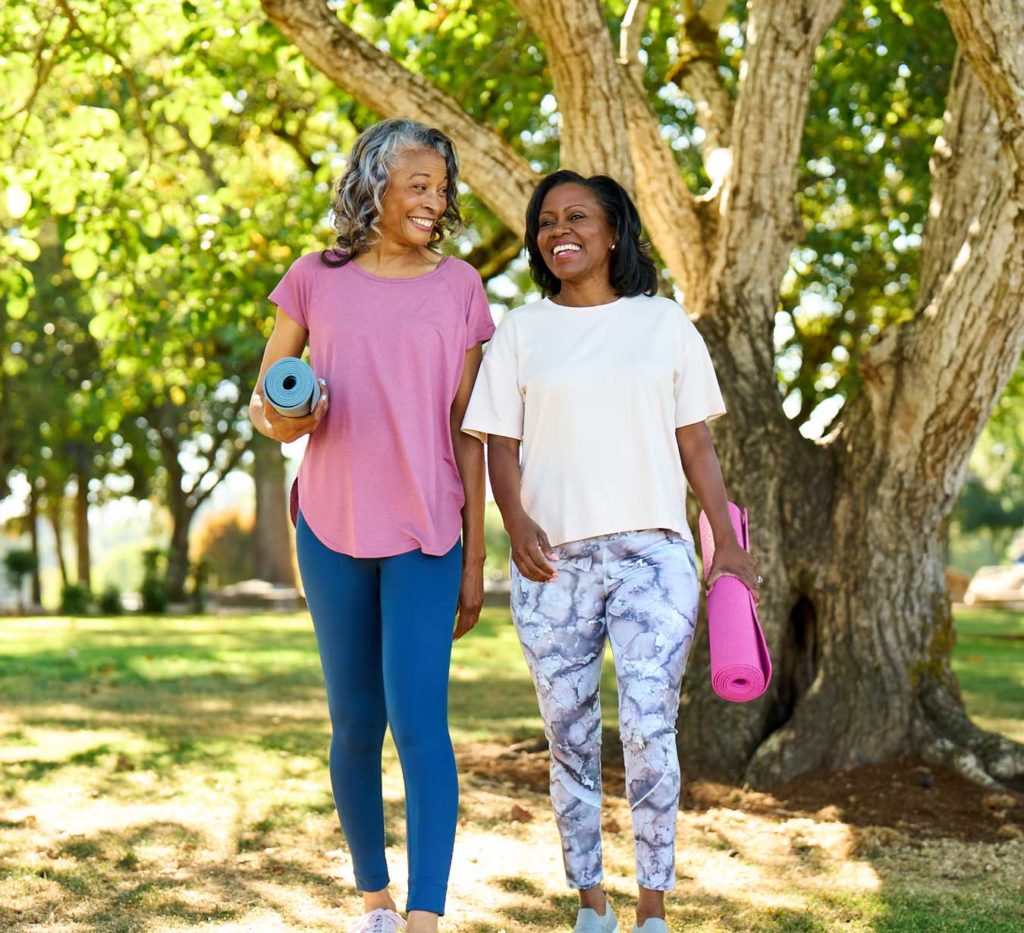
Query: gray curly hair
322,119,462,266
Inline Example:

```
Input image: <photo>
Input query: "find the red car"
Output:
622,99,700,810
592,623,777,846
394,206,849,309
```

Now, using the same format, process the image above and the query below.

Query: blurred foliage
192,505,255,586
96,582,123,614
59,581,91,614
0,0,1019,579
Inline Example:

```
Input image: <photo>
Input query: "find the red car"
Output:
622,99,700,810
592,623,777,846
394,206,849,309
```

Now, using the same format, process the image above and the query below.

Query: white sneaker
574,903,620,932
632,919,669,933
349,908,407,933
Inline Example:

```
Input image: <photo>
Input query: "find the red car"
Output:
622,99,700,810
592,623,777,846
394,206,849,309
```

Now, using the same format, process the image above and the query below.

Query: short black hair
524,170,659,298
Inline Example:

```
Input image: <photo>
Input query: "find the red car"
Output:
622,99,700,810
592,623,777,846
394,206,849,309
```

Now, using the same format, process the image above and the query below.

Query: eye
413,184,428,191
539,218,553,227
570,212,586,221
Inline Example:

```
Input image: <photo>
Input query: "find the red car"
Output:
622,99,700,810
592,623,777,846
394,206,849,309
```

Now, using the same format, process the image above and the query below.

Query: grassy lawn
0,606,1020,931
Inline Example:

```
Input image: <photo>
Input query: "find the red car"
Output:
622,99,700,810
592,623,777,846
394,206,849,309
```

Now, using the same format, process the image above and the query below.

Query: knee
547,716,601,765
330,704,387,756
388,704,449,753
619,713,677,758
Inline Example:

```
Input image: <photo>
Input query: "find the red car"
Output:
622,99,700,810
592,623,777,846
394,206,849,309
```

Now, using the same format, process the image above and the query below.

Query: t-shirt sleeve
675,314,726,427
465,270,496,349
461,315,523,442
267,255,314,330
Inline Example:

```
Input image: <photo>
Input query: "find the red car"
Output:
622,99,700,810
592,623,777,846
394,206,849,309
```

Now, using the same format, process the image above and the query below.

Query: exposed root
920,677,1024,789
921,737,1004,790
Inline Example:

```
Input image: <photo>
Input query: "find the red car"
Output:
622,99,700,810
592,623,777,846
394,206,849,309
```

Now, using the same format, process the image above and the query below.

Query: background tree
3,0,1022,787
258,0,1024,787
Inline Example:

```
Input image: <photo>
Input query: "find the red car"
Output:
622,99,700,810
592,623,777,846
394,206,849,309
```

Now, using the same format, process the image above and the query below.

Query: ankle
579,885,607,914
407,909,439,933
362,887,397,913
636,888,665,923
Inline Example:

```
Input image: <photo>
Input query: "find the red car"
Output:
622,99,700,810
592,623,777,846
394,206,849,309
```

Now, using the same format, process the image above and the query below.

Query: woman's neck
355,242,439,274
550,279,619,308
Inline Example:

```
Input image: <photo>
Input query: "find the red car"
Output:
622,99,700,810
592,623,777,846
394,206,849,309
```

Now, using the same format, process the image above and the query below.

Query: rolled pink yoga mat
698,503,772,703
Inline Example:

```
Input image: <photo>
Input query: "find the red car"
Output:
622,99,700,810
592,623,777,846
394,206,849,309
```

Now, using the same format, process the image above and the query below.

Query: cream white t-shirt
461,293,725,547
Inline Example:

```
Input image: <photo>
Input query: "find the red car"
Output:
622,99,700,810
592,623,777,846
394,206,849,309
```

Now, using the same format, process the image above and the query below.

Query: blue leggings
296,512,462,915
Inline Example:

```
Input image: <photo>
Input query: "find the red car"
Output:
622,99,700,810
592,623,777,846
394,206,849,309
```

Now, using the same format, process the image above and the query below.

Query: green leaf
71,249,100,280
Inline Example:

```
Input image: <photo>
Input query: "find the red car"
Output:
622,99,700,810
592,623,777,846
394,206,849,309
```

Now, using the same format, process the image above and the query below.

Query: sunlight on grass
0,608,1021,930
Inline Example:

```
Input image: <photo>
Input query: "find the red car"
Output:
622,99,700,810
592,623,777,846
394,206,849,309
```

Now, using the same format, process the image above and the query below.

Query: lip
550,241,583,262
408,216,435,231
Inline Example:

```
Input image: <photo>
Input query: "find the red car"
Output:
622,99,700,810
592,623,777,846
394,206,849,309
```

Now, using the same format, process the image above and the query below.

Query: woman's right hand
251,379,329,443
507,512,558,583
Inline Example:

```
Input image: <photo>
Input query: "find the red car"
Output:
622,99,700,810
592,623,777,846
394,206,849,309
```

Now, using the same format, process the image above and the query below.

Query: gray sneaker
631,919,669,933
574,904,619,933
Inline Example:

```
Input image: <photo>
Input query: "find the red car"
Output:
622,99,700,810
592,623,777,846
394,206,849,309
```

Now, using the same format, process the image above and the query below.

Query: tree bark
265,0,1024,789
251,435,295,586
73,464,91,594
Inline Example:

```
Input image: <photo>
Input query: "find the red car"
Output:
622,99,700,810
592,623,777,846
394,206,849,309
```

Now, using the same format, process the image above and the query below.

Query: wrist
462,549,485,569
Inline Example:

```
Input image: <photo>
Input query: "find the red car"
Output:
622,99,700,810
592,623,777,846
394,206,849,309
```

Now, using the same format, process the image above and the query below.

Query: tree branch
709,0,843,321
461,227,523,281
943,0,1024,182
618,0,652,65
260,0,537,235
54,0,155,165
510,0,633,184
666,0,734,180
854,58,1024,525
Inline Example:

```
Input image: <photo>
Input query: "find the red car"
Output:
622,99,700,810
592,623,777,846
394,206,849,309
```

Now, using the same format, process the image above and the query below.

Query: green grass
0,607,1021,931
952,607,1024,741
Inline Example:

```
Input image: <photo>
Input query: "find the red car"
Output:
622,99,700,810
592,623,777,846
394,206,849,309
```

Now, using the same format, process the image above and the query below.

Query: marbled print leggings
511,529,700,891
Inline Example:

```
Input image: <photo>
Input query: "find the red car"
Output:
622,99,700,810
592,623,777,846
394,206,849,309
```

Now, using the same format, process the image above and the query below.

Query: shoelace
350,908,407,933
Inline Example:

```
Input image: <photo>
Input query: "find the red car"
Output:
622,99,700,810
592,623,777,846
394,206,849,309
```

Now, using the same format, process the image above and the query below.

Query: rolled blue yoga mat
264,357,321,417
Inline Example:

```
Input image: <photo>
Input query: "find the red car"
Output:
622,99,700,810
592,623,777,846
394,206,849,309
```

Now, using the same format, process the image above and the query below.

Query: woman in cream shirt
463,171,758,933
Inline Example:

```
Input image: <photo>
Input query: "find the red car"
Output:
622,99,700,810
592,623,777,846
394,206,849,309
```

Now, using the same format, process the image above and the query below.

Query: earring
610,243,616,251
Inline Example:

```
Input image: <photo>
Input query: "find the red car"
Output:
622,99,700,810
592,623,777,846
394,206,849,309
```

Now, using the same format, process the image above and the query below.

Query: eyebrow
539,203,589,215
410,172,445,180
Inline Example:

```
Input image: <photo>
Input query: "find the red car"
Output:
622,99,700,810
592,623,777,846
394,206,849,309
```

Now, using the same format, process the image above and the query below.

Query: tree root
920,678,1024,789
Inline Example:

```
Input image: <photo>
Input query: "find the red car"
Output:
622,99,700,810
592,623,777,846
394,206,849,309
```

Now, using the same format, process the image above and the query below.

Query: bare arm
248,309,328,443
451,345,486,638
676,421,759,595
487,434,557,583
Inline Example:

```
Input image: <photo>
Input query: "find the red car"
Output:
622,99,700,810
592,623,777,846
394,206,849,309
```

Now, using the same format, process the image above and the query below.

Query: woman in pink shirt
248,119,494,933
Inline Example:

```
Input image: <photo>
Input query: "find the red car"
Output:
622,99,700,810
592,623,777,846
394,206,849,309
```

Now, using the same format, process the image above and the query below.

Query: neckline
543,294,627,311
347,254,451,283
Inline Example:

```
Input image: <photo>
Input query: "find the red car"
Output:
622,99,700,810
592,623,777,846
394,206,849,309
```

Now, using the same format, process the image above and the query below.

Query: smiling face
377,147,449,248
535,182,616,288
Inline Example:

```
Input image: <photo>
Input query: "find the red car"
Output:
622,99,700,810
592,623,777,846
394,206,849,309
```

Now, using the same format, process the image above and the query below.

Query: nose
424,190,444,214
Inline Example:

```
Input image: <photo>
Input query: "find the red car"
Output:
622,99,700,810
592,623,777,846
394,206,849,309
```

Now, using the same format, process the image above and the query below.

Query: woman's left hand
453,561,485,640
706,538,761,602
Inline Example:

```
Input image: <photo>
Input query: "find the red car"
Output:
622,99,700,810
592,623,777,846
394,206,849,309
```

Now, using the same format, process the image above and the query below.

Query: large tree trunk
251,435,295,586
263,0,1024,789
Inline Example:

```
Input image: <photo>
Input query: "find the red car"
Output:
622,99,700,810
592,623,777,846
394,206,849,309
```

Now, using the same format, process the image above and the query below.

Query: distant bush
4,549,37,613
97,585,123,615
140,549,168,614
192,506,254,586
60,583,91,615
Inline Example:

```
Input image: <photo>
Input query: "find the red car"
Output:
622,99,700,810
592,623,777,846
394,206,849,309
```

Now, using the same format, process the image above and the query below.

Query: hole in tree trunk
764,595,819,735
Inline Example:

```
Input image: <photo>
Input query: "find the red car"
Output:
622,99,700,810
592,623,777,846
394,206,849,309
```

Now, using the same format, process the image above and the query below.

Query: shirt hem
544,518,695,549
298,498,463,559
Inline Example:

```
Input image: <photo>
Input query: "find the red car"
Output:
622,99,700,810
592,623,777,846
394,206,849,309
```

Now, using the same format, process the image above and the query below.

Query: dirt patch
457,733,1024,845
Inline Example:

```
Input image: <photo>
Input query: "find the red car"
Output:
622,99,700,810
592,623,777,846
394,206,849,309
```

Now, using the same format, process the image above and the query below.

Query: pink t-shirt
268,251,495,558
